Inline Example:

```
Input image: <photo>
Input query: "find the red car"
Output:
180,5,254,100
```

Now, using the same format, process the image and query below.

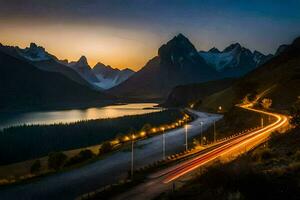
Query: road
113,106,289,200
0,110,221,200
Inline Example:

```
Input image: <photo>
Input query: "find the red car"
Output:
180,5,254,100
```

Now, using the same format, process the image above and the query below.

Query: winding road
113,105,289,200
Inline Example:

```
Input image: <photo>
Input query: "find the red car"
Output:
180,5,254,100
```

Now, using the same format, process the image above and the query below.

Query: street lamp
218,106,222,112
185,124,188,151
214,120,216,143
200,121,203,146
131,134,135,179
162,127,166,160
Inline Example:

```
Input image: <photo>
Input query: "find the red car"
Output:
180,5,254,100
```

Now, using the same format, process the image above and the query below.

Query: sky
0,0,300,70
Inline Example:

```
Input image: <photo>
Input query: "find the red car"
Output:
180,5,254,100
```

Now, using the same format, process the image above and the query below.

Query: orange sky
0,21,165,71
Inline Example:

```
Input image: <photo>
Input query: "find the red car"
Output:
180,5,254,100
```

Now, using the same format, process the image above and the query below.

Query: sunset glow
1,0,299,70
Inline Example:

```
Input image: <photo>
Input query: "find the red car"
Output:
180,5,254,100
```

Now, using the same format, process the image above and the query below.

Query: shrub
141,123,152,132
261,98,272,109
260,149,274,161
290,103,300,127
30,159,41,174
294,150,300,161
66,149,95,166
252,147,274,162
99,142,113,155
48,152,67,170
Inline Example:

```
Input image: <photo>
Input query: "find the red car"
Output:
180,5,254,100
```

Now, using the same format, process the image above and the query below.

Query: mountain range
0,33,290,110
109,34,275,99
0,43,134,90
0,49,114,111
168,36,300,112
199,43,273,77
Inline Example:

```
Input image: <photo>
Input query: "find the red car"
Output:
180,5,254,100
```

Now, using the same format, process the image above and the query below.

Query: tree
141,123,152,132
290,103,300,127
48,152,67,170
261,98,272,109
66,149,95,166
30,159,41,174
99,142,113,155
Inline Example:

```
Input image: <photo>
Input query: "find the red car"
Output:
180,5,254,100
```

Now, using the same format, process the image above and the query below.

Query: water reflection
0,103,161,129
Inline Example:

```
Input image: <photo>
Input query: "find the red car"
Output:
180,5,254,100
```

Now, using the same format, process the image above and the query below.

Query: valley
0,5,299,199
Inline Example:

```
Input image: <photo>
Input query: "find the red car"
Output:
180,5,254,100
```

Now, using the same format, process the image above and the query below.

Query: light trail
163,106,288,183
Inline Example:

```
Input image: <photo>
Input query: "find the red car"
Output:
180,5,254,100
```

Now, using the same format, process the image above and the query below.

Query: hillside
162,78,236,107
159,127,300,200
199,36,300,112
0,51,114,111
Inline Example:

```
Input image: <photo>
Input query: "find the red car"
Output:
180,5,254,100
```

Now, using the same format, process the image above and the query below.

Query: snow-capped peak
92,62,134,89
17,43,53,61
199,43,273,76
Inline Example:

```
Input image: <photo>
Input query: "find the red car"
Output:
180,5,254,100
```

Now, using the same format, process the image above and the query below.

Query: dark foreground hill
162,78,236,107
0,51,114,111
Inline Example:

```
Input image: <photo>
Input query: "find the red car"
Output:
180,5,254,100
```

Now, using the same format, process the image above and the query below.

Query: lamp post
200,121,203,146
131,134,135,179
185,124,188,151
214,120,216,143
162,127,166,160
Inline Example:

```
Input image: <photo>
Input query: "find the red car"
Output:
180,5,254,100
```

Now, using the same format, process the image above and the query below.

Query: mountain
92,63,135,89
199,36,300,112
162,78,236,107
67,56,102,87
109,34,219,99
0,50,114,111
0,43,93,88
17,42,56,61
275,44,289,56
199,43,273,77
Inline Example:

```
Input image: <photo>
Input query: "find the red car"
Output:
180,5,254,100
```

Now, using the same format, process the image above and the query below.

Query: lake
0,103,161,129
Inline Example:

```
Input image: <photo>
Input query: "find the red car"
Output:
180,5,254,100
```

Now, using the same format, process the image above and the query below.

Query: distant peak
253,50,265,56
176,33,187,39
275,44,289,56
158,33,197,59
78,56,88,65
208,47,220,53
223,43,242,52
292,36,300,48
122,68,135,73
29,42,38,49
94,62,107,67
79,55,87,60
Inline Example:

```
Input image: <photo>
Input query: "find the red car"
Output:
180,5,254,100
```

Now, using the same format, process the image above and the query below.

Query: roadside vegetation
0,109,193,186
158,127,300,200
0,109,185,165
157,102,300,200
